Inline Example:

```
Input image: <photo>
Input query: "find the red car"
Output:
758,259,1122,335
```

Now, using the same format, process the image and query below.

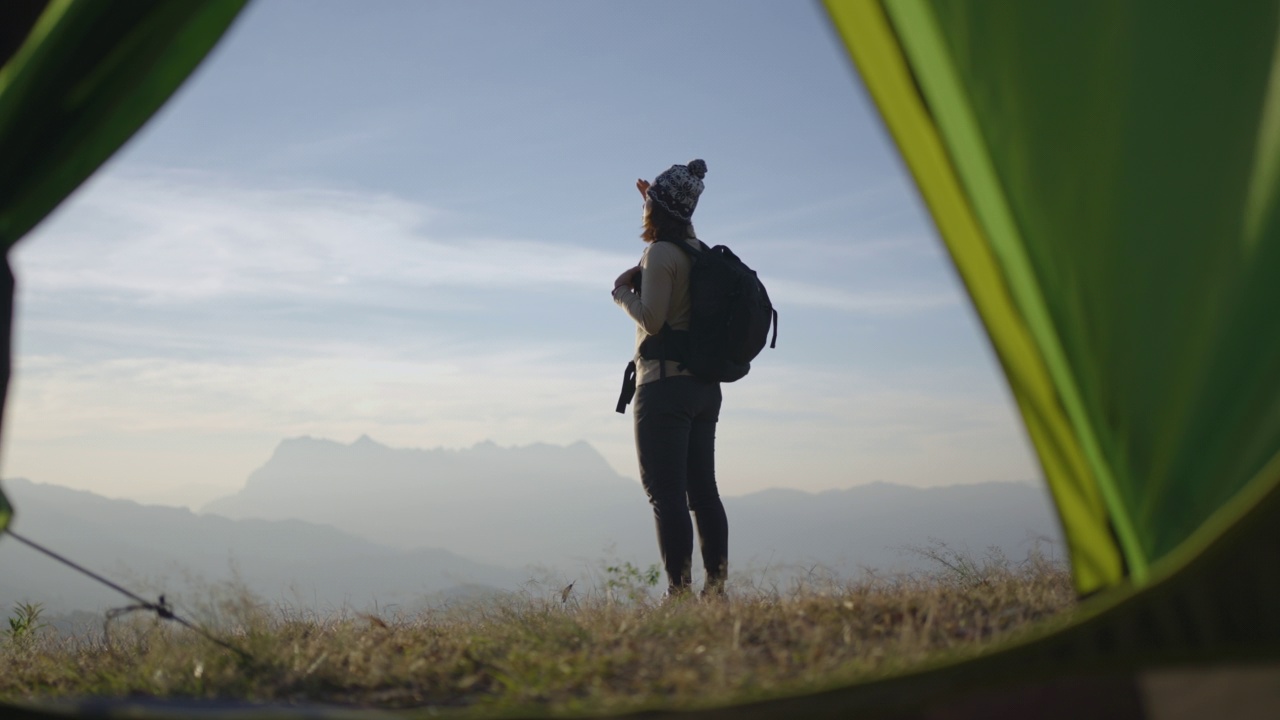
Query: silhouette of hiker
612,159,727,600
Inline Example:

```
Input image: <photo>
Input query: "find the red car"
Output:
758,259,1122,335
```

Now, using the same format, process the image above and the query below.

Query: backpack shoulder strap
656,236,705,258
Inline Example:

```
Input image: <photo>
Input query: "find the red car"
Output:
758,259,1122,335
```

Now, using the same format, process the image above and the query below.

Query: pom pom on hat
648,159,708,221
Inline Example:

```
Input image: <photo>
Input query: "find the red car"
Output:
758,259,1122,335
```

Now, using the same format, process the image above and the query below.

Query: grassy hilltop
0,547,1073,716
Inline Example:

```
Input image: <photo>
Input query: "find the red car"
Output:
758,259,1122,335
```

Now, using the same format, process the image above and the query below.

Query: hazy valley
1,436,1061,615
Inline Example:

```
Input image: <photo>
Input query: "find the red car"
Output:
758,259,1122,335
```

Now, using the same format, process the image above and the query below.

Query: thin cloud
17,170,962,322
766,278,959,314
714,179,922,239
17,170,638,305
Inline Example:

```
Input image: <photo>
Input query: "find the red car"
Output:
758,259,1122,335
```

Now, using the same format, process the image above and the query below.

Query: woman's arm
614,265,640,291
613,244,676,335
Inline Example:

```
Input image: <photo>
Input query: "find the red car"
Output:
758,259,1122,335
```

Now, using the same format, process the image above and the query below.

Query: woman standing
612,159,728,600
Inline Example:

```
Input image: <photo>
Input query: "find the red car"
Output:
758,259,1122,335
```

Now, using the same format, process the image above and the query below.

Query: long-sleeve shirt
612,236,701,385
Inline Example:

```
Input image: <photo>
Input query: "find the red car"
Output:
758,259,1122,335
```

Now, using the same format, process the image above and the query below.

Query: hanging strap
615,361,637,414
770,308,779,348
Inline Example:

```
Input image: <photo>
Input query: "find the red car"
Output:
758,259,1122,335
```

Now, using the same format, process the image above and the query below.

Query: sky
1,0,1040,509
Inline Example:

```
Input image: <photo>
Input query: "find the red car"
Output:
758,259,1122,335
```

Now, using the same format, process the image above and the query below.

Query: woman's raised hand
636,178,650,199
614,265,641,291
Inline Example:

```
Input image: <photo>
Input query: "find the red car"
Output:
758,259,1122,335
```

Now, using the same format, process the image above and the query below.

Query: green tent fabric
0,482,10,536
828,0,1280,596
2,0,1280,717
0,0,248,249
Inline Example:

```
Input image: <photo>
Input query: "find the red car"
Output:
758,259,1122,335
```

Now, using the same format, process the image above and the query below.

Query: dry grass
0,546,1075,715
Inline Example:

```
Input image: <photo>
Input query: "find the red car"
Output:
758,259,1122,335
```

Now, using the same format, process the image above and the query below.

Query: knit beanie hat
647,159,707,221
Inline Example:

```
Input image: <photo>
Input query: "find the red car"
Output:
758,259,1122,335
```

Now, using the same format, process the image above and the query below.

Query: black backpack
616,239,777,413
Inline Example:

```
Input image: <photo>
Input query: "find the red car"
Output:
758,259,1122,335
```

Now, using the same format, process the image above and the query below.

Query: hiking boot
700,580,727,602
659,586,692,606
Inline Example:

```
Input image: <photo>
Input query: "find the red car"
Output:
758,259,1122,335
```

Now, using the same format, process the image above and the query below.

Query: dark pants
633,376,727,592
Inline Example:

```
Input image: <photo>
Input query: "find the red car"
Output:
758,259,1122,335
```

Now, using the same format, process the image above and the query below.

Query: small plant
603,561,661,603
905,538,1003,587
5,602,46,643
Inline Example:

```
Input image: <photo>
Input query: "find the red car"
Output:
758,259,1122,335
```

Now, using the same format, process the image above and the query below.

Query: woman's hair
641,199,693,244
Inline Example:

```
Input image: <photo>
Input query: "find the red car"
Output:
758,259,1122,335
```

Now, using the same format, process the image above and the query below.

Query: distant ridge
0,477,521,616
203,436,1062,575
203,436,642,566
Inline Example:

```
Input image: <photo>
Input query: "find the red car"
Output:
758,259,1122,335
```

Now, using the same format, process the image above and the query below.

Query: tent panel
0,481,10,534
838,0,1280,583
882,0,1152,579
0,0,248,248
823,0,1125,592
915,0,1280,567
